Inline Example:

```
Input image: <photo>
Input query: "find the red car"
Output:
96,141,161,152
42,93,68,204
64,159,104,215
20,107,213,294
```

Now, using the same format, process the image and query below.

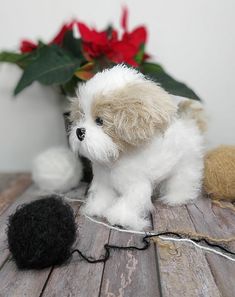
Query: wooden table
0,173,234,297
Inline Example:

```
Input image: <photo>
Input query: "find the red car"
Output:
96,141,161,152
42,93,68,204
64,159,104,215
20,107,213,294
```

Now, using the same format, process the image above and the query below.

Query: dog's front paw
105,201,150,231
81,199,109,218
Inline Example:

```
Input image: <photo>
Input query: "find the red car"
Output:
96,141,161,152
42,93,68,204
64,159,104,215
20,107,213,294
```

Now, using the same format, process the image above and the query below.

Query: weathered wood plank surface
0,173,23,193
152,200,222,297
0,173,31,215
0,259,52,297
187,198,235,297
42,206,110,297
99,229,161,297
0,173,235,297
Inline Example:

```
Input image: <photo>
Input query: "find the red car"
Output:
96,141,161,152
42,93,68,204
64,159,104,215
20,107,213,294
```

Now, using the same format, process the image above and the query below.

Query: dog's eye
95,117,103,126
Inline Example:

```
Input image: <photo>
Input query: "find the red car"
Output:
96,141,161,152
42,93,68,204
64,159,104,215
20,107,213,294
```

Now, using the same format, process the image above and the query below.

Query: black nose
76,128,86,141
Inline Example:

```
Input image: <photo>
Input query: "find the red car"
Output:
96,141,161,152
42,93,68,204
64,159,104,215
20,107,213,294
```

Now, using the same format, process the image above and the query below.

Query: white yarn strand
64,197,86,203
84,213,235,263
63,196,235,262
84,214,145,235
158,236,235,262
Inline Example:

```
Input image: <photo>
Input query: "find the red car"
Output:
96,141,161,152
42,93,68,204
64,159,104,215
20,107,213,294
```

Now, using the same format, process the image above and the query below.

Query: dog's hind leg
159,157,203,205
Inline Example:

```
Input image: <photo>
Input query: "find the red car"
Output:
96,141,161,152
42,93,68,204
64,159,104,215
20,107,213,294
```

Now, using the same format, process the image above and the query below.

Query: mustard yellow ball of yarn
204,145,235,201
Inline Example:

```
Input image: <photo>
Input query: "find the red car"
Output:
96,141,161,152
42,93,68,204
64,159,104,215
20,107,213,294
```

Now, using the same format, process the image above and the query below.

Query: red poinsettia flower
20,40,38,53
78,7,148,66
77,22,118,58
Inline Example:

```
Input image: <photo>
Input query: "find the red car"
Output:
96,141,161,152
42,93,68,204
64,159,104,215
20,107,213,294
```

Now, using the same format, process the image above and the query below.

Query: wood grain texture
0,173,23,193
187,198,235,297
42,210,110,297
99,229,161,297
0,173,32,215
0,172,234,297
0,258,52,297
152,201,221,297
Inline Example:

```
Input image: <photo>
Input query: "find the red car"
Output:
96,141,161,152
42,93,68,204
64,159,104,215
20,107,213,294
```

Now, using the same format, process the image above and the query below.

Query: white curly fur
69,65,205,230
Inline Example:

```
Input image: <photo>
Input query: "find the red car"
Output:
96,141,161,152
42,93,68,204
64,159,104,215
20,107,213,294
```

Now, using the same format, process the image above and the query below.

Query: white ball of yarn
32,147,82,192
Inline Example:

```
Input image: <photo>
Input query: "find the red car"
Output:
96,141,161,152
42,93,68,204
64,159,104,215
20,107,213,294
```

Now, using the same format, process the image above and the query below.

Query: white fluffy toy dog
69,65,204,230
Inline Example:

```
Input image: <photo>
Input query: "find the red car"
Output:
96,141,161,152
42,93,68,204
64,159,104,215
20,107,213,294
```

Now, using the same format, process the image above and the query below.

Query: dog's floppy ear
112,81,177,146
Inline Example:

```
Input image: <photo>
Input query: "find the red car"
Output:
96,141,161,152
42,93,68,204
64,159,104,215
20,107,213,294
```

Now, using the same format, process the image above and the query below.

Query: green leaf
62,31,85,61
0,52,24,63
141,62,201,101
61,75,80,97
0,49,44,69
14,45,81,95
18,52,39,68
106,25,114,39
135,44,145,64
0,51,28,68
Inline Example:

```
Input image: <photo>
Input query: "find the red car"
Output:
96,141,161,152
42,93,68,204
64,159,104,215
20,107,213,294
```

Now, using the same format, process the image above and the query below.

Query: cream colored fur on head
91,80,177,149
69,65,204,230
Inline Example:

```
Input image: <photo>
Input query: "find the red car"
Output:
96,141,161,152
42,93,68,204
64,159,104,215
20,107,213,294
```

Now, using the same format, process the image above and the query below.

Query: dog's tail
178,99,207,133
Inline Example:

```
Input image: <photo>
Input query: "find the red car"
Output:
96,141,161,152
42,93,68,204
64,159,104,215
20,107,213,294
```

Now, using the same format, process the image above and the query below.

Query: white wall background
0,0,235,171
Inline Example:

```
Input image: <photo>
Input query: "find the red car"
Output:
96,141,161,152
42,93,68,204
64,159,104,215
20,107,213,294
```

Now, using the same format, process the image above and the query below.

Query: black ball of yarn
7,195,76,270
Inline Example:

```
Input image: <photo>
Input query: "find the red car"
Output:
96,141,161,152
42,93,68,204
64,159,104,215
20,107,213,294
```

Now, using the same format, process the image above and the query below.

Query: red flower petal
108,29,118,42
121,6,128,31
106,41,139,66
20,40,38,53
78,22,110,46
143,53,151,61
122,26,147,47
78,22,93,42
79,22,120,58
51,22,74,45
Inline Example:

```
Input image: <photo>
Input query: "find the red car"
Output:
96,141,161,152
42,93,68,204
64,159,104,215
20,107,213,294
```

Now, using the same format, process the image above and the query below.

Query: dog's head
69,65,177,164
